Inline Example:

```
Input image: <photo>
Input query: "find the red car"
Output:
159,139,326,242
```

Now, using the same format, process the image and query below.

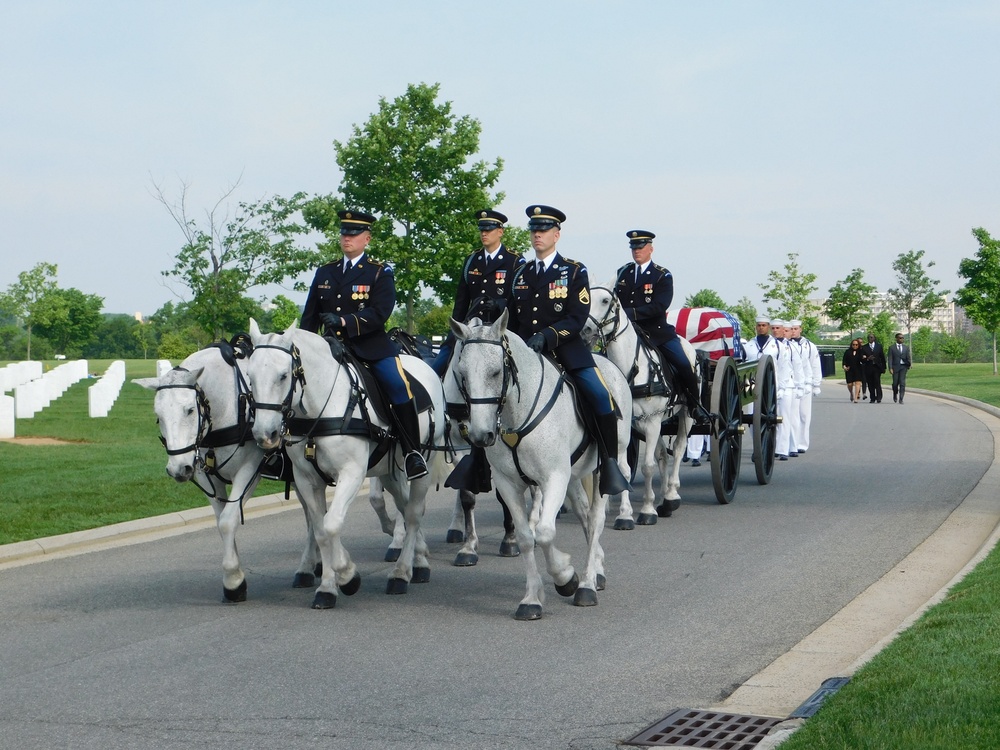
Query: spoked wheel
710,356,743,504
752,355,778,485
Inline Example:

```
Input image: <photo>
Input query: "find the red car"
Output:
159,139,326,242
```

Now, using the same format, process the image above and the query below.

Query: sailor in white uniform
790,320,822,453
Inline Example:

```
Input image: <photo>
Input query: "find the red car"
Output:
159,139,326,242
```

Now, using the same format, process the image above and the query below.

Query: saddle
388,327,436,363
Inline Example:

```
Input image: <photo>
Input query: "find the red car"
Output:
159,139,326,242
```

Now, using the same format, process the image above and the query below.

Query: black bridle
586,285,628,351
156,369,212,458
248,342,308,438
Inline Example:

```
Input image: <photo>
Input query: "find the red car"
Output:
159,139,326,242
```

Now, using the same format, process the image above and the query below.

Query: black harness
453,334,588,486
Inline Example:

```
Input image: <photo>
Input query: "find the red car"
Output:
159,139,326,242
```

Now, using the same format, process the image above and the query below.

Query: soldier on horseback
505,204,630,497
300,209,428,481
613,229,711,424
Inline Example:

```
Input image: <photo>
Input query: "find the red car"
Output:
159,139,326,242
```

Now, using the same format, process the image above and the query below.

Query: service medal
554,303,563,312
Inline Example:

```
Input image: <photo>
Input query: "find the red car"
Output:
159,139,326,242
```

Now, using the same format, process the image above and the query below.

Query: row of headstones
0,359,146,438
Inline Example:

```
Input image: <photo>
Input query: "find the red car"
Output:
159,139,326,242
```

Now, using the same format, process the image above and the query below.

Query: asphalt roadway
1,388,999,750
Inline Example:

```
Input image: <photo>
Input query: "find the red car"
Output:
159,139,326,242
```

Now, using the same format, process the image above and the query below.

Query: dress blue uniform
432,210,525,376
506,204,628,496
300,209,427,480
614,229,705,417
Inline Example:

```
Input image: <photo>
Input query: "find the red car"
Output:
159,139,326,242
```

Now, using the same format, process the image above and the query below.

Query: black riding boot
390,400,428,480
595,412,631,496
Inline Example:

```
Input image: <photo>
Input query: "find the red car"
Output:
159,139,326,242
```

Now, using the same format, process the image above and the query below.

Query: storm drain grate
623,708,783,748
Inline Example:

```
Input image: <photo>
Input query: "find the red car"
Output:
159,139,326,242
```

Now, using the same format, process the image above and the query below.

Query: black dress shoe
778,454,788,461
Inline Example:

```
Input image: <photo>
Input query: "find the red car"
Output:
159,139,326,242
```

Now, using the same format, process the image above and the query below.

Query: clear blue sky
2,1,997,317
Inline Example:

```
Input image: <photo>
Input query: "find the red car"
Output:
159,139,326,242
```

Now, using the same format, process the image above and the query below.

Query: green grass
0,360,205,543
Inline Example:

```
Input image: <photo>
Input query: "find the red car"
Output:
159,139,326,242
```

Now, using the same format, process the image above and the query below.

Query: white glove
777,388,786,400
813,386,821,396
795,387,804,398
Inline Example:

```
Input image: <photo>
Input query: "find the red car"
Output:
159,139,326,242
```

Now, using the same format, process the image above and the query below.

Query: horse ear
493,308,509,335
249,318,262,342
132,377,159,391
286,318,299,332
450,317,472,341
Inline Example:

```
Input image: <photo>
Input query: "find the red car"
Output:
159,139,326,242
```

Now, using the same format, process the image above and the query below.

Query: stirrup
404,451,428,481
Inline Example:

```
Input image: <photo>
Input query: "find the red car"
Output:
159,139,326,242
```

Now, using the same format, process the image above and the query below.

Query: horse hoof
384,547,401,562
554,572,580,598
574,588,598,607
656,503,673,518
499,540,521,557
340,572,361,596
453,552,479,567
311,591,337,609
613,517,635,530
636,512,658,526
412,567,431,583
515,604,543,621
292,572,315,589
386,578,408,595
445,529,465,543
597,574,606,591
223,579,247,603
314,562,323,577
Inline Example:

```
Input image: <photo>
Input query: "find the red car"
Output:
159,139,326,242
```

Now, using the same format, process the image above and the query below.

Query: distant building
810,293,958,335
133,312,144,323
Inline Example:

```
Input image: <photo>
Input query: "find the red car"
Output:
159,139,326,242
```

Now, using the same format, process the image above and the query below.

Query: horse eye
186,406,195,417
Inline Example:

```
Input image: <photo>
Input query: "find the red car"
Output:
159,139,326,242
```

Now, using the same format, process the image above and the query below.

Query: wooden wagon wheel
710,356,742,504
752,355,778,485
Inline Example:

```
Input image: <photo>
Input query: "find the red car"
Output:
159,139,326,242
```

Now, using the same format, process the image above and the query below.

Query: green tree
825,268,877,339
911,325,934,363
84,315,143,359
269,294,302,331
32,287,105,358
955,227,1000,374
886,249,948,343
758,252,820,333
315,82,506,332
939,332,969,364
0,262,58,360
132,319,156,359
154,179,314,340
729,296,758,339
684,289,728,309
868,311,895,352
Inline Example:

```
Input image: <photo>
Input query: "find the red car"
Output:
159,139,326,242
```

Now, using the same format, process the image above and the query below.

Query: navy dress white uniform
613,229,707,421
300,209,428,480
432,210,525,376
506,204,629,496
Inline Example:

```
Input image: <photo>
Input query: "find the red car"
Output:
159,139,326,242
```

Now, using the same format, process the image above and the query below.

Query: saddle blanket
666,307,744,361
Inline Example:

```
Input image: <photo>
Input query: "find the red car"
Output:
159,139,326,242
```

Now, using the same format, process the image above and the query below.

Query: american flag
666,307,745,361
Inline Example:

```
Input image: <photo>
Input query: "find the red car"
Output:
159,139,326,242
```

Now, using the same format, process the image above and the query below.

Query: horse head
134,365,209,482
246,318,306,451
582,285,623,350
450,309,520,448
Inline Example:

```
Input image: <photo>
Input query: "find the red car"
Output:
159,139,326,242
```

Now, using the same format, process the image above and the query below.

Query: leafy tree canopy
758,252,820,335
0,262,59,360
32,287,105,358
684,289,728,309
955,227,1000,374
307,82,508,332
886,249,948,340
825,268,877,338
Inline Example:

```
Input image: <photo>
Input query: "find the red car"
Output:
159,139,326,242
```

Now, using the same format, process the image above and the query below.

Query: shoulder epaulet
653,263,671,275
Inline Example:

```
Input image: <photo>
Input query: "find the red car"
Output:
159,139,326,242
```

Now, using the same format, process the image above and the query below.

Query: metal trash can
820,351,836,377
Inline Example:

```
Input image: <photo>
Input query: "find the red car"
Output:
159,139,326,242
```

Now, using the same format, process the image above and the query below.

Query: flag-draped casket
666,308,744,361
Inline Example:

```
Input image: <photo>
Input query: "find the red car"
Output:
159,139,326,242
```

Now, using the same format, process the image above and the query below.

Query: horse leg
658,414,690,517
534,472,578,601
445,488,468,543
635,421,660,525
290,484,323,588
497,491,520,557
368,477,404,562
211,492,247,602
614,431,637,530
311,468,364,609
493,473,543,620
453,490,480,567
566,476,607,606
383,473,429,593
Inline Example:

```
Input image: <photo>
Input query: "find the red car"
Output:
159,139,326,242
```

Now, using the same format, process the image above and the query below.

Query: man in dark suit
432,210,525,375
505,204,629,496
301,209,428,480
887,332,912,404
613,229,709,423
861,333,886,404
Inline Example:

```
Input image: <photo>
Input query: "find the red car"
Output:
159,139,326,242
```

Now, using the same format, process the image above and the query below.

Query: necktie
343,260,350,274
635,265,641,284
536,261,545,275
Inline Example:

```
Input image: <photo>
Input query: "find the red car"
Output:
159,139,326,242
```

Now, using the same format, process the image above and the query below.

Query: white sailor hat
755,315,770,324
788,319,802,327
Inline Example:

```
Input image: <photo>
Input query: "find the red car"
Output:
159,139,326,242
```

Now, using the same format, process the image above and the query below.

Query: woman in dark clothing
842,338,864,402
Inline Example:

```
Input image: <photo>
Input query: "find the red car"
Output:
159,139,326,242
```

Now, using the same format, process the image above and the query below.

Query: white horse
134,344,328,602
450,311,632,620
582,285,696,526
245,319,446,609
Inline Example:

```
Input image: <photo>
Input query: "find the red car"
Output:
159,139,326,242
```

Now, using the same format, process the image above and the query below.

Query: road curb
0,481,371,568
718,389,1000,732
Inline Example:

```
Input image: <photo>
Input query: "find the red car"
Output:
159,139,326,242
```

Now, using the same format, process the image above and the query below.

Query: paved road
0,392,994,749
